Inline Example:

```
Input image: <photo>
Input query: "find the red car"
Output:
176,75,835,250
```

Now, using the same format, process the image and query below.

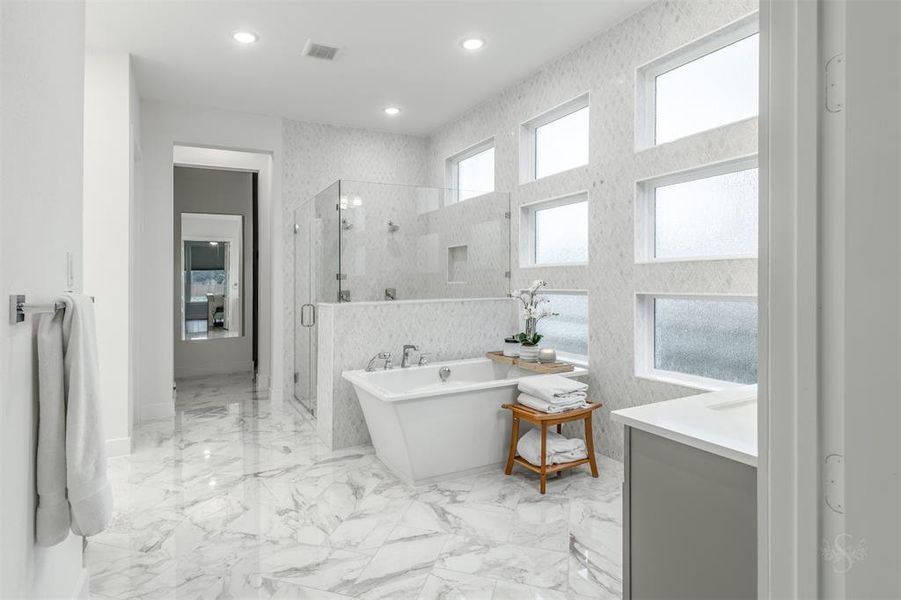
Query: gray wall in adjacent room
174,166,254,378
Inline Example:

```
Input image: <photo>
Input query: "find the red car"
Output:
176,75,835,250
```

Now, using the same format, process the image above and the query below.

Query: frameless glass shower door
292,179,510,413
293,182,341,414
293,202,315,413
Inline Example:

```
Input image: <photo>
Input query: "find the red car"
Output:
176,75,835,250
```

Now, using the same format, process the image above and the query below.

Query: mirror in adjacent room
180,213,243,341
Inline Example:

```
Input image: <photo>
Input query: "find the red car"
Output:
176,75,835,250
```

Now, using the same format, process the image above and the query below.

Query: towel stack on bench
516,428,588,465
516,374,589,413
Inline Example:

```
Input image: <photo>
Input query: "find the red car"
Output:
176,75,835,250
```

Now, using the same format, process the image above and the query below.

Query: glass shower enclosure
292,180,510,414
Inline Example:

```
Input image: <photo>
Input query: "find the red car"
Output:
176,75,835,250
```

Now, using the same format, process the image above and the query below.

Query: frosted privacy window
525,292,589,359
654,33,759,144
458,147,495,201
448,140,495,203
533,197,588,264
535,106,589,179
654,166,758,259
653,297,757,385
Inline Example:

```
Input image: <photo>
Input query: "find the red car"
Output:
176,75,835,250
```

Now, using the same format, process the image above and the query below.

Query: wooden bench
501,401,602,494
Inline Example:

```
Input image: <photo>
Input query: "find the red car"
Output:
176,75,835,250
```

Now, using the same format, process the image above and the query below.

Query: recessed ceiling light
462,38,485,51
384,107,400,116
232,31,258,44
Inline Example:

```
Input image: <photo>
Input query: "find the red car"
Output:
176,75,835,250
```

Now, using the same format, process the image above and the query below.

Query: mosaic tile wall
335,182,510,302
424,0,759,459
317,299,518,448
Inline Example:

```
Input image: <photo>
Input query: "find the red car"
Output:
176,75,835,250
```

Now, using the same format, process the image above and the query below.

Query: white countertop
611,386,758,467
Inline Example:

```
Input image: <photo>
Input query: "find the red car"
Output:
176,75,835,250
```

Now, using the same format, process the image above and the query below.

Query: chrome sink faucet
366,352,393,372
401,344,420,368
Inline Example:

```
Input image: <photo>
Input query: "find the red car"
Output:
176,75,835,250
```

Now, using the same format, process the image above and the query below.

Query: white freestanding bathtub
342,358,588,485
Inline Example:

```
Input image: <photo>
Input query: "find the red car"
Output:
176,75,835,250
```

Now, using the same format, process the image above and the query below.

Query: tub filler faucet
366,352,393,372
401,344,420,368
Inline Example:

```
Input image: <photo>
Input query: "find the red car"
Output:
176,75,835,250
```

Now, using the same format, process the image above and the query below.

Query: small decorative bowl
538,348,557,363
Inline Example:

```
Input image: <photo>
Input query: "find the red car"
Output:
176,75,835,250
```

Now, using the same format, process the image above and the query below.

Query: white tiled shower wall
325,182,510,303
285,0,759,457
282,120,428,412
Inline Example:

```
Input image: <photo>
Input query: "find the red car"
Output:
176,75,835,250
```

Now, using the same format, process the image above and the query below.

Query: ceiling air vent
302,40,341,61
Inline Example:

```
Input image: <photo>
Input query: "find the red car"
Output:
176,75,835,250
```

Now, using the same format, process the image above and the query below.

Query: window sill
635,254,757,265
519,162,589,186
634,370,750,393
635,115,759,153
520,261,589,269
561,355,589,369
446,190,496,205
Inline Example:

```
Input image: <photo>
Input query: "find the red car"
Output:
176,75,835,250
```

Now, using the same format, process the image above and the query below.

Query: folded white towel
36,293,113,546
518,374,588,404
516,429,588,466
517,393,587,414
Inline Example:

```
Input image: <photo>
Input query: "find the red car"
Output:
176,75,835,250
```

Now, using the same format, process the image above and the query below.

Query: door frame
172,145,273,387
758,0,821,596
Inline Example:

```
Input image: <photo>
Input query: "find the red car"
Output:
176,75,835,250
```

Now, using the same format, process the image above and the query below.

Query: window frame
635,154,759,264
445,137,495,205
635,12,760,149
519,92,590,183
519,191,590,268
520,288,589,366
634,292,758,391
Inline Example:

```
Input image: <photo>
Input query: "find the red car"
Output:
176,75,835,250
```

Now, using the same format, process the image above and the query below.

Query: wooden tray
486,351,574,374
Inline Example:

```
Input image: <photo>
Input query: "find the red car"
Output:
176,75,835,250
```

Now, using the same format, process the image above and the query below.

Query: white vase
519,345,539,362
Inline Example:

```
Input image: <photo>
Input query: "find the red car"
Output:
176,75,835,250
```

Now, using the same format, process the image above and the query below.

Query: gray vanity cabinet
623,426,757,600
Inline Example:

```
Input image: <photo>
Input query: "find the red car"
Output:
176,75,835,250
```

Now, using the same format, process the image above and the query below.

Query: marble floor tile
259,542,372,591
509,493,571,553
337,527,450,599
417,568,497,600
86,374,623,599
492,580,572,600
436,535,569,591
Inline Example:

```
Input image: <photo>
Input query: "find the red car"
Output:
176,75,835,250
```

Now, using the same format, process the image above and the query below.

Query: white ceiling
86,1,651,135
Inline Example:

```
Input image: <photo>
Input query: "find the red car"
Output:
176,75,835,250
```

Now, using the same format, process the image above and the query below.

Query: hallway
85,375,623,599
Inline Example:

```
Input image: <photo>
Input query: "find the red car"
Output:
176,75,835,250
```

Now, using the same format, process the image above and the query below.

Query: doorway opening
173,166,258,382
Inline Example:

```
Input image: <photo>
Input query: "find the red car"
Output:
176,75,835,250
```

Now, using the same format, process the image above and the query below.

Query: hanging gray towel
36,293,112,546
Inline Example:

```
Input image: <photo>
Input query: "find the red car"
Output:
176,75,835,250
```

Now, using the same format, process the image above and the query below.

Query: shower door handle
300,303,316,327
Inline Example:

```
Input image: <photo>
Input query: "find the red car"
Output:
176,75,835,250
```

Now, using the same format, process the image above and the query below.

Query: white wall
0,1,89,597
83,49,137,457
425,0,758,459
137,101,283,420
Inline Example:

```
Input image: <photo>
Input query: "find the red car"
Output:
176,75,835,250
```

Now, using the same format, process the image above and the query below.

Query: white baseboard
74,567,89,599
140,401,174,422
105,436,131,458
